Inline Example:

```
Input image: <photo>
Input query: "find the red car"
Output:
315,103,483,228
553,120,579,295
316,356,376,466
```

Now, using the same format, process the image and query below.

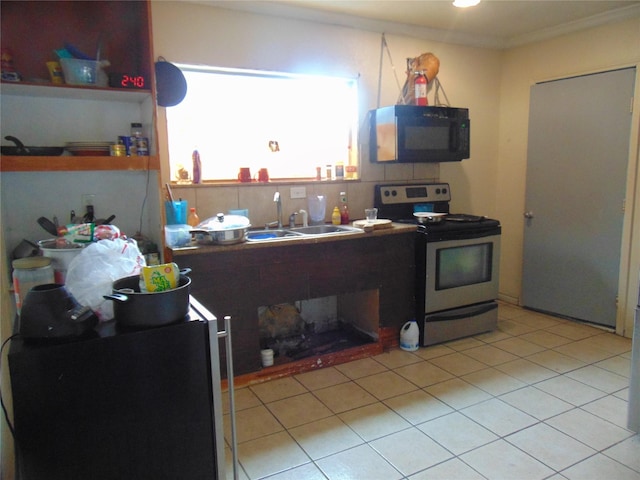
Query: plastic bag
65,238,146,321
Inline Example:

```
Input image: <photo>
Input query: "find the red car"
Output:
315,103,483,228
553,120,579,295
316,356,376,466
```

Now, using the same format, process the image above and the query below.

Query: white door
522,68,635,327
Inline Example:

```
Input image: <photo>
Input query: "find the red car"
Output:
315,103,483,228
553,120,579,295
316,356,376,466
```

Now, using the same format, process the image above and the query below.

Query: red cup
238,167,251,183
256,168,269,182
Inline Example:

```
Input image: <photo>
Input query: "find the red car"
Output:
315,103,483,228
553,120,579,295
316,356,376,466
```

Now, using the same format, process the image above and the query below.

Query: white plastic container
39,240,84,284
59,58,108,87
308,195,326,225
261,348,274,367
400,319,420,351
164,224,192,248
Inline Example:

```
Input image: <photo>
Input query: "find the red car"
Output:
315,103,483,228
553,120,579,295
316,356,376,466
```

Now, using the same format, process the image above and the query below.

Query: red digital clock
108,73,148,89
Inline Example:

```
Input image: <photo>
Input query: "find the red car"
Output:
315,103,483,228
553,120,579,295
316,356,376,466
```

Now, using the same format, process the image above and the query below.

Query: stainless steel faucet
274,191,283,229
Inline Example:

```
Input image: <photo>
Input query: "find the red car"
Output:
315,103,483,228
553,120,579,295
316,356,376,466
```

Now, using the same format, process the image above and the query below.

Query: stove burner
446,214,488,222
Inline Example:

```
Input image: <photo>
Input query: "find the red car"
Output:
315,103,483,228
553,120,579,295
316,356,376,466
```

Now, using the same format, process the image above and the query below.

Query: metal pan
2,136,64,156
155,58,187,107
414,212,447,224
191,213,251,245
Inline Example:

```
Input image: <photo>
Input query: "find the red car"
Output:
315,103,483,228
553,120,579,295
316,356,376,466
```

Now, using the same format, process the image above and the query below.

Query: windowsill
169,178,360,187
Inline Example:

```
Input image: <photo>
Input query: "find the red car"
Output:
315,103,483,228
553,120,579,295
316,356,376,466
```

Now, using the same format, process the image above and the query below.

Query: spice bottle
339,191,349,224
187,207,200,227
331,206,341,225
130,122,143,138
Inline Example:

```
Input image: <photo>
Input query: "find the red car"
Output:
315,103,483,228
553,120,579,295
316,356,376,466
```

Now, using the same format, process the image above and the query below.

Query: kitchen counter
168,222,417,255
167,222,417,378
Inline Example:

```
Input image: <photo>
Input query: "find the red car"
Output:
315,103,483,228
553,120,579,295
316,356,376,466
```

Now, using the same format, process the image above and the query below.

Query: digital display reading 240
121,74,145,88
109,73,148,89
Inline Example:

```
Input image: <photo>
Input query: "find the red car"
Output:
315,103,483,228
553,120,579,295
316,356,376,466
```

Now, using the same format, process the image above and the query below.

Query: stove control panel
376,183,451,205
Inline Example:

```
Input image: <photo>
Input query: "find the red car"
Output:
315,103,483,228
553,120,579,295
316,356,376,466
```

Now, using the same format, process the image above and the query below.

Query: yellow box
141,263,179,292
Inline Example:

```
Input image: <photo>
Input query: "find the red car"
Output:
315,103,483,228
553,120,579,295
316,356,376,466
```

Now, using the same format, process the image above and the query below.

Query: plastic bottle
192,149,201,184
331,206,341,225
400,319,420,351
187,207,200,227
339,191,350,224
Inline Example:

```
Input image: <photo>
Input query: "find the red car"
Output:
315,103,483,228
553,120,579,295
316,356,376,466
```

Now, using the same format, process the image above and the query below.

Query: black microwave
369,105,470,163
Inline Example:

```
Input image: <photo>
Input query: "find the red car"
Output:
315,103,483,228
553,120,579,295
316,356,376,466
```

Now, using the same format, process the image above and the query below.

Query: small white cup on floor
261,349,274,367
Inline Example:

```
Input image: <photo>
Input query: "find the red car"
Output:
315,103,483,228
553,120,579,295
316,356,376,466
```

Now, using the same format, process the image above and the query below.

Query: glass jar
12,257,54,313
130,122,143,138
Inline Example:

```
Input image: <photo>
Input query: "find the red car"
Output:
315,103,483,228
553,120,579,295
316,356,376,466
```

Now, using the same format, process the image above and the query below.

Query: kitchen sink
246,229,304,242
246,224,362,242
289,225,362,235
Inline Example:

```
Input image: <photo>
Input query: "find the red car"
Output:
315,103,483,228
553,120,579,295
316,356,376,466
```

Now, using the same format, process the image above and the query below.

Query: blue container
165,200,188,225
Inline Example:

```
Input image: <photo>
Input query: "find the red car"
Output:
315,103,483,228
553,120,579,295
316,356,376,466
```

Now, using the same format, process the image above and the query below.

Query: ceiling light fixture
453,0,481,8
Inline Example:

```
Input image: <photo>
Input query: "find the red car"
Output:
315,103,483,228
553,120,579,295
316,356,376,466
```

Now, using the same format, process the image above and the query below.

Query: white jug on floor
400,319,419,351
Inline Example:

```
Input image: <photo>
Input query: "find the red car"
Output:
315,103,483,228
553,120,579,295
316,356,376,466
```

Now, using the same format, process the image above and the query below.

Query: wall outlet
290,186,307,199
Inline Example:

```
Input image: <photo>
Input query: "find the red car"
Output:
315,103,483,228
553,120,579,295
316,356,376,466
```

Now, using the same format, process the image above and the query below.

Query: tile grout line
223,306,636,479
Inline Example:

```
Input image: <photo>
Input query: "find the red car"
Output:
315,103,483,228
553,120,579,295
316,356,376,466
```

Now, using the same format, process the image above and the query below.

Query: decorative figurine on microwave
398,52,440,106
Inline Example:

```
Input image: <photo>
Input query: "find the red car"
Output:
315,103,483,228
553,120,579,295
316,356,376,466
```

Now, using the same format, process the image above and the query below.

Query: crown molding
505,3,640,48
194,1,640,50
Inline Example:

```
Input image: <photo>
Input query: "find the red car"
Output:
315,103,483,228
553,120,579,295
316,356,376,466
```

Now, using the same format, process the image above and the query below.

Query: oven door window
436,242,492,290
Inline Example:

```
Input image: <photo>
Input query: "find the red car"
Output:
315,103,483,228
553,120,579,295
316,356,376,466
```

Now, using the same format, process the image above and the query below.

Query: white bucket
39,239,84,284
400,320,420,351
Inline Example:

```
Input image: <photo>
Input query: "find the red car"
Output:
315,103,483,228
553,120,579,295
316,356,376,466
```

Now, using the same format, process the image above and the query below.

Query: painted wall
151,2,640,335
150,1,502,223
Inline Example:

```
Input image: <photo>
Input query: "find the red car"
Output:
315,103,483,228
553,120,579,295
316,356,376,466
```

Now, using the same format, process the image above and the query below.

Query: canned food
136,137,149,156
117,135,137,156
110,144,127,156
12,257,54,313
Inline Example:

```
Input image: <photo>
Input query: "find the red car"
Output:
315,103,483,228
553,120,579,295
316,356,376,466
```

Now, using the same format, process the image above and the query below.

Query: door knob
523,211,534,219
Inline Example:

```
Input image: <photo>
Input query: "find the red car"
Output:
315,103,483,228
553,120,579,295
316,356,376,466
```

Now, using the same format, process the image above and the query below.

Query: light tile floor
222,303,639,480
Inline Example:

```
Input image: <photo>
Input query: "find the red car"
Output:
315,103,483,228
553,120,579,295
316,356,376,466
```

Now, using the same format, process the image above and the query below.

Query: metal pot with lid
190,213,251,245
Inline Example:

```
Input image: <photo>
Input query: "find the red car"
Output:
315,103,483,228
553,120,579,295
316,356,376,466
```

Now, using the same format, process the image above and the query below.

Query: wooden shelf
1,81,152,103
0,155,159,172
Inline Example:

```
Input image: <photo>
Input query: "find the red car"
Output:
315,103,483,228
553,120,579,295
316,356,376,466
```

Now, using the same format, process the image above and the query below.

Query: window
166,66,359,183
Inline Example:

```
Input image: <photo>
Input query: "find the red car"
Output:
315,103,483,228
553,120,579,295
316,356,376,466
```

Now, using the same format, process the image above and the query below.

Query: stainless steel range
374,183,501,346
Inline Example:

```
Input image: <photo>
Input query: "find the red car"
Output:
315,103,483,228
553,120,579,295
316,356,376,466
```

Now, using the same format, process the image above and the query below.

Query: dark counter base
172,229,416,376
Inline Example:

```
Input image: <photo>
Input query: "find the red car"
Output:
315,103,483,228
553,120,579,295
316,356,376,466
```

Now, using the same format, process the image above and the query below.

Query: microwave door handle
449,122,459,152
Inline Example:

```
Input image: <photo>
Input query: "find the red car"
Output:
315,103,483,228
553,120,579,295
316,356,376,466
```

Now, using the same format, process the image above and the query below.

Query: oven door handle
426,302,497,322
